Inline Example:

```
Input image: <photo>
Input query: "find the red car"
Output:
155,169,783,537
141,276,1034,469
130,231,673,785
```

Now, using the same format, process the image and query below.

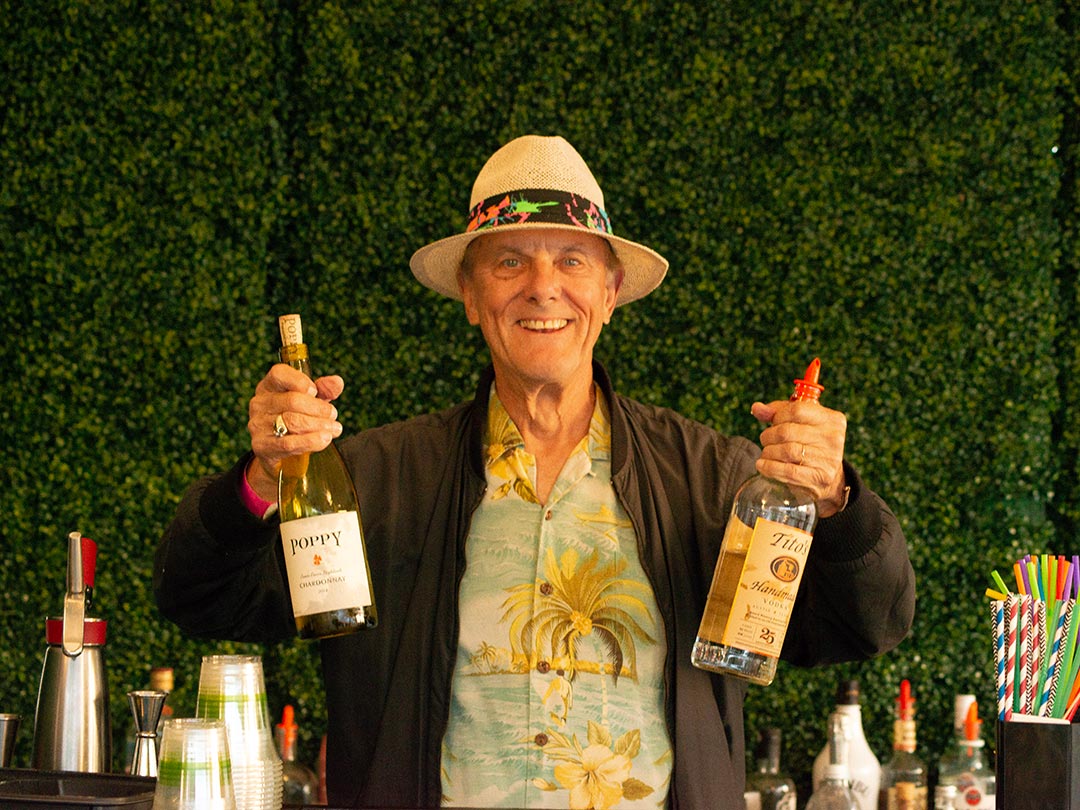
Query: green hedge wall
1,0,1075,801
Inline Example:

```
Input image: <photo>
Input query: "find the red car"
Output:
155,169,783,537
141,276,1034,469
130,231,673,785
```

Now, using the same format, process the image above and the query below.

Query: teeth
520,319,568,330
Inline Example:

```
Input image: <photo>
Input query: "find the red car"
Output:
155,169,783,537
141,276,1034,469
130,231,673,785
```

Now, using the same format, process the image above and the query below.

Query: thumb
750,400,779,424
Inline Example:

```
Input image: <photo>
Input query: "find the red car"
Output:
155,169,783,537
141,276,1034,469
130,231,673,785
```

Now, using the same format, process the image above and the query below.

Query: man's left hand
750,399,848,517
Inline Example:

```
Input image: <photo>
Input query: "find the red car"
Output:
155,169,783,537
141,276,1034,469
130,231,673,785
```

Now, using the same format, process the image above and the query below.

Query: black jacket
154,362,915,808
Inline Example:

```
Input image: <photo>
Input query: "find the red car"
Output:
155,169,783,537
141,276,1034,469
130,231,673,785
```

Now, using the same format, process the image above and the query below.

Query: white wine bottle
276,313,378,639
691,359,823,684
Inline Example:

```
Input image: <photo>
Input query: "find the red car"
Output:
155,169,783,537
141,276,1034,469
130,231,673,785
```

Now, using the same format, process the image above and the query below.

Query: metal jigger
127,689,168,778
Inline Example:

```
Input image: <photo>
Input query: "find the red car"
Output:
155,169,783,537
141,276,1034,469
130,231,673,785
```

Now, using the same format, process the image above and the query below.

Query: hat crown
470,135,605,210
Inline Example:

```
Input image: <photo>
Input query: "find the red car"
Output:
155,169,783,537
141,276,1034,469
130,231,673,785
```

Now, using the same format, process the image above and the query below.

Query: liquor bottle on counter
149,667,175,742
932,785,957,810
936,700,995,809
277,313,378,639
691,359,824,685
813,679,880,810
878,680,927,810
276,704,319,805
934,695,975,782
806,712,858,810
746,727,796,810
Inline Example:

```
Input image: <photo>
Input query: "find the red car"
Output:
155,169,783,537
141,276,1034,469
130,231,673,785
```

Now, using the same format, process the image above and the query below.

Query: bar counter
0,767,368,809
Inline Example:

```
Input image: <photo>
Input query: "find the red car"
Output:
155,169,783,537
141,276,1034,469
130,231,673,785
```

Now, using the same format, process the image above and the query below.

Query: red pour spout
897,679,915,720
278,704,298,749
791,358,824,402
964,700,981,741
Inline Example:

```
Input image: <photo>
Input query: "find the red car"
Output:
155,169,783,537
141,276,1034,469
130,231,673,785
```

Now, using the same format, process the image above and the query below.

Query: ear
603,265,623,324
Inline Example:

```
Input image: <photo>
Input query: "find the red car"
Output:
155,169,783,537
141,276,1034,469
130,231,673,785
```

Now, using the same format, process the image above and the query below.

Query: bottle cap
150,667,174,692
755,727,782,762
836,679,861,705
791,358,824,402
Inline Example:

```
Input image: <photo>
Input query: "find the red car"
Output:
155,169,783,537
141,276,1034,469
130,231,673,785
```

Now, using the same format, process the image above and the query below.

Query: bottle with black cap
812,679,881,810
746,727,797,810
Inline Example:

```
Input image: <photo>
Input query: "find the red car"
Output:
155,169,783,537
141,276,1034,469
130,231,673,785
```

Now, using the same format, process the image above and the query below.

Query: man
155,135,915,808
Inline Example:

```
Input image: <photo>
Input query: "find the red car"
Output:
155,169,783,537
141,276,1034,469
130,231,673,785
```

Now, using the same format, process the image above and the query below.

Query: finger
249,417,341,479
750,401,778,424
753,451,834,499
248,401,341,445
759,398,838,426
255,363,319,397
250,385,339,425
315,374,345,402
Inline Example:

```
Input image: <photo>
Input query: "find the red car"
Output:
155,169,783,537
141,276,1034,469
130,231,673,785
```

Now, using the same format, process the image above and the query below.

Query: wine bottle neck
280,343,313,377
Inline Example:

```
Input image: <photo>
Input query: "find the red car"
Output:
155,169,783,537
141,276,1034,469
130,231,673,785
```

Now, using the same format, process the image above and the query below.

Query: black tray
0,769,155,809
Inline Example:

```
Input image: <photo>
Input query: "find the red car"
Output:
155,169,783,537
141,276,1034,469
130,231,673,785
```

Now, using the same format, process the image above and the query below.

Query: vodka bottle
746,727,797,810
691,359,823,684
933,786,958,810
276,704,319,805
933,695,975,795
813,679,881,810
807,712,859,810
936,700,995,809
878,680,927,810
277,313,378,638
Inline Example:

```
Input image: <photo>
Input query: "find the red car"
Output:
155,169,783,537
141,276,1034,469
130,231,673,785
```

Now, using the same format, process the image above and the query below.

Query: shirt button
544,510,553,521
536,660,551,674
539,582,553,596
534,733,548,747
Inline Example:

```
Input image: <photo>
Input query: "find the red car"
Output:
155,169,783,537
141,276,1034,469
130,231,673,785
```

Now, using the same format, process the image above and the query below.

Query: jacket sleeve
780,462,916,665
153,454,297,643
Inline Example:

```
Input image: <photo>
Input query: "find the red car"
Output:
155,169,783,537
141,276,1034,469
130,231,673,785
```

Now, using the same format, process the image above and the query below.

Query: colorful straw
990,555,1080,720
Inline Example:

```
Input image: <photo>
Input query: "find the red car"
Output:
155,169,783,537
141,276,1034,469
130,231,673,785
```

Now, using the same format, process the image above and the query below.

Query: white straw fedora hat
409,135,668,306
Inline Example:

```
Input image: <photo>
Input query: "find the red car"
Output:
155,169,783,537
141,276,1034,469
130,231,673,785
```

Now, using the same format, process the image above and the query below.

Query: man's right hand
245,363,344,501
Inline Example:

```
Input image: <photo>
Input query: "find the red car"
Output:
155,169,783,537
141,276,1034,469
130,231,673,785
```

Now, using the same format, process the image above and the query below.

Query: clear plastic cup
196,655,282,810
152,718,236,810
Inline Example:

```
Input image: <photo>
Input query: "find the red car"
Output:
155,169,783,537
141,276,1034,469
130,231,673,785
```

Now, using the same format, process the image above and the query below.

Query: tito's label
279,511,372,616
721,517,813,657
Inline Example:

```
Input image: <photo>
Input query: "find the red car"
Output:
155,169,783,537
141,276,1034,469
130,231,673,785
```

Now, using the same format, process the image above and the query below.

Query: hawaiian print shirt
441,387,672,809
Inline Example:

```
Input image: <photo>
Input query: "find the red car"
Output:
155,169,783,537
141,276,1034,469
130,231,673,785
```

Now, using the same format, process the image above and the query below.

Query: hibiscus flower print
530,722,654,809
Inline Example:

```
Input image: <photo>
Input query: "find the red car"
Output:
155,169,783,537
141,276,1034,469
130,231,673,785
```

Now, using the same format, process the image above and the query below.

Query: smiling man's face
458,229,622,396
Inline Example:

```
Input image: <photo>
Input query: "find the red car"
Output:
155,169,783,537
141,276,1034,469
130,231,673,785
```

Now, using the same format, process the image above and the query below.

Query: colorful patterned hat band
409,135,668,305
466,189,612,235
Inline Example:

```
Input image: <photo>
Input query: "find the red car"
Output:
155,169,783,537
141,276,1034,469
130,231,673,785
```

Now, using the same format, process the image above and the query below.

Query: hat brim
409,223,669,306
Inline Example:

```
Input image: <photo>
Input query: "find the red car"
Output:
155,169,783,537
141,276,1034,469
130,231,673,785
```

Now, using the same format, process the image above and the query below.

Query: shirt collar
483,385,611,468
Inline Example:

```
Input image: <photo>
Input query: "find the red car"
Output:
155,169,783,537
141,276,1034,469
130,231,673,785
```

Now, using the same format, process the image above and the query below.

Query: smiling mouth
518,319,569,332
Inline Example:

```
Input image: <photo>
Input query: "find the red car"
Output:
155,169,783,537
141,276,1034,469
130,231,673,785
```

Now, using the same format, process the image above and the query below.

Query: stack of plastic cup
152,718,236,810
195,655,283,810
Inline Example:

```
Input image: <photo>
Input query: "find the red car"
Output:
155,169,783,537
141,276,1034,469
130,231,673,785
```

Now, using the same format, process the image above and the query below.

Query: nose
525,257,560,303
